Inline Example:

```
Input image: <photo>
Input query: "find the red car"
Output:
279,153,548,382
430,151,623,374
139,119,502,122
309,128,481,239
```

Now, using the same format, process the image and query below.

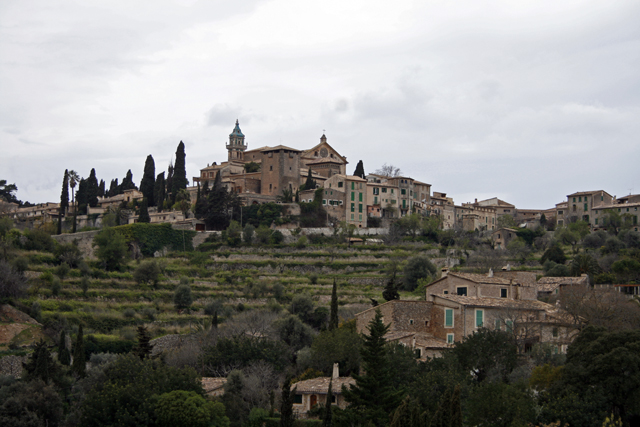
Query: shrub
122,308,137,319
309,273,318,285
402,256,437,291
133,260,161,287
55,263,70,280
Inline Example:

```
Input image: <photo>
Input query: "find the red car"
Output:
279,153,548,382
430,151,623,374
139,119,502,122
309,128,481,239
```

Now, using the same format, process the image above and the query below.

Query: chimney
441,267,449,278
487,268,493,278
332,363,339,379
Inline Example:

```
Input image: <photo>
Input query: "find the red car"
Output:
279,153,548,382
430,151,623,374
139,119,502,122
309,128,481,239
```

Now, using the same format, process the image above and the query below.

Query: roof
202,377,227,394
537,276,589,293
229,120,244,137
476,197,515,208
567,190,611,197
433,294,552,311
302,140,348,163
355,299,432,317
291,376,356,394
447,272,519,286
261,145,301,152
306,158,344,165
593,202,640,210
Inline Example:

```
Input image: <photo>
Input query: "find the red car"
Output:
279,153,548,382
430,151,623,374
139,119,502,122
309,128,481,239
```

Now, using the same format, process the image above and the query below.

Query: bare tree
374,163,402,177
221,309,279,339
560,286,640,331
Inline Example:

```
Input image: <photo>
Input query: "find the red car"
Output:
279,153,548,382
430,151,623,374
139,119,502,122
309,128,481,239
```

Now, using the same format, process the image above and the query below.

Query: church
193,120,349,205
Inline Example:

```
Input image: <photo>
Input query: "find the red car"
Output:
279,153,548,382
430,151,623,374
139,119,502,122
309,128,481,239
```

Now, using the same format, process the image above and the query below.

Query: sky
1,0,639,209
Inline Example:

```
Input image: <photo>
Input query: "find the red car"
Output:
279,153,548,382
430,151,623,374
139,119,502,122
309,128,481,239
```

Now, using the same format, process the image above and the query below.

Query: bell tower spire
226,119,247,162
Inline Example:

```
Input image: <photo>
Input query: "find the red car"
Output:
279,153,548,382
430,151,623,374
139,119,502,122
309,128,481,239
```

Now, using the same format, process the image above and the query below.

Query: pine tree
389,396,425,427
138,198,150,223
133,326,153,360
353,160,366,179
98,179,105,197
72,325,86,378
154,172,166,213
107,178,119,197
323,379,333,427
140,155,156,206
329,279,339,331
280,377,296,427
58,330,71,366
86,168,99,208
171,141,187,204
338,309,404,426
58,169,69,234
450,385,462,427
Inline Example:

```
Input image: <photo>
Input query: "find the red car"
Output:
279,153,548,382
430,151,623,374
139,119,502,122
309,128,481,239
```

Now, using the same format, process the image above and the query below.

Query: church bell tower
226,120,247,162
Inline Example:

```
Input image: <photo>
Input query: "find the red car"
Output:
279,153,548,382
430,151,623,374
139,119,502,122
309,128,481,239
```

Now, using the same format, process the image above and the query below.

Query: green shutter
445,309,453,327
476,310,483,328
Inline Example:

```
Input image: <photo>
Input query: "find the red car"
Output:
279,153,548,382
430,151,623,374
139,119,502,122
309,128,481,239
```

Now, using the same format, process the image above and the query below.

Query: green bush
115,223,196,256
84,334,134,358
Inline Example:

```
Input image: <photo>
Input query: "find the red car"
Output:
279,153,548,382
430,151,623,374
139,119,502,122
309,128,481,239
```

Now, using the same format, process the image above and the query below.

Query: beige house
566,190,613,224
356,271,577,356
98,189,144,209
322,174,368,227
291,364,355,418
492,227,519,249
430,192,456,229
537,275,589,299
592,194,640,232
475,197,516,217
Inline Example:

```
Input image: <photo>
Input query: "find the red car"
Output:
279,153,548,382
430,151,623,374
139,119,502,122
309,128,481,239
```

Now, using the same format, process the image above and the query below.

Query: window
552,327,558,338
495,319,501,330
445,308,453,327
573,197,576,202
351,203,355,212
456,287,467,296
359,214,362,221
322,200,326,205
373,188,379,195
382,188,387,193
359,193,363,202
443,290,449,294
506,320,513,332
558,210,563,215
351,182,354,190
351,214,354,220
401,189,406,195
338,182,343,188
475,309,484,328
501,288,507,298
351,192,355,201
294,394,302,404
269,165,273,171
447,333,454,344
358,204,363,213
595,219,598,225
579,196,582,202
584,204,588,211
409,319,414,325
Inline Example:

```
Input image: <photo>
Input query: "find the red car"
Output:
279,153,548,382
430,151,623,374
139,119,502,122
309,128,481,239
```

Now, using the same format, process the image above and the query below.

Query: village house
291,363,355,418
537,275,589,299
566,190,613,224
429,192,456,229
592,193,640,232
356,270,578,357
492,227,519,249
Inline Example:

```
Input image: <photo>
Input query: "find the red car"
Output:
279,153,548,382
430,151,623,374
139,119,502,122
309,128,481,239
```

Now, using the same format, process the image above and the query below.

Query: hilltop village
0,121,639,426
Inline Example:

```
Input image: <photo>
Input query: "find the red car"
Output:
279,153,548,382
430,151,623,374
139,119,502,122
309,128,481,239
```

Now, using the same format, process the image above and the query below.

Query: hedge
115,223,197,256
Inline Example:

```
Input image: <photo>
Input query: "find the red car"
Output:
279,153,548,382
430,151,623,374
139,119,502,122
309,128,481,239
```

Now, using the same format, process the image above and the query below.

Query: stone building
592,193,640,232
291,363,355,418
566,190,613,224
355,270,577,357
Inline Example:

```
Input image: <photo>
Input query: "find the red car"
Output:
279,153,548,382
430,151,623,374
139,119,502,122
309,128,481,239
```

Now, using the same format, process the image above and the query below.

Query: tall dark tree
323,379,333,427
205,172,230,230
138,198,150,223
76,178,88,215
337,309,404,426
166,163,174,205
23,339,58,384
133,326,153,360
154,172,166,213
194,183,208,219
353,160,366,179
86,168,99,208
0,179,19,203
171,141,188,204
120,169,137,192
58,329,71,366
303,168,316,190
58,169,69,234
329,279,339,331
72,325,86,378
140,155,156,207
383,278,400,302
98,179,105,197
280,377,296,427
107,178,119,197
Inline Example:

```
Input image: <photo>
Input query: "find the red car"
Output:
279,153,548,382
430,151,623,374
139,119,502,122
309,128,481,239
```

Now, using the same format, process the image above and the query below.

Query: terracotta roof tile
434,294,551,310
291,377,356,394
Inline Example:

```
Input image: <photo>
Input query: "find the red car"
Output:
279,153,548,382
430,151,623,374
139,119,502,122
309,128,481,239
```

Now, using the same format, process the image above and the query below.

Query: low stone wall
52,230,100,259
0,355,28,378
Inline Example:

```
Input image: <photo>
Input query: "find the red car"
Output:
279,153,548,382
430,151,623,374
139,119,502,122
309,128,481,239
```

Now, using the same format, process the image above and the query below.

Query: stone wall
52,230,100,259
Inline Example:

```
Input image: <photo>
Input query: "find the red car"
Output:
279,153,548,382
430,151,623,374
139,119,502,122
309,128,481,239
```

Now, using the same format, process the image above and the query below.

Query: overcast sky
2,0,639,209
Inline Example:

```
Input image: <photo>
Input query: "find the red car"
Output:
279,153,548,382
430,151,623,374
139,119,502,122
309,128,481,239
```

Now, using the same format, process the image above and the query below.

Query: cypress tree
98,179,105,197
107,178,119,197
138,198,150,223
133,326,153,360
154,172,166,213
166,163,174,206
58,330,71,366
194,183,208,219
329,279,339,331
323,379,333,427
171,141,187,204
72,325,86,378
24,339,58,384
205,172,230,230
304,168,316,190
76,178,88,215
383,278,400,302
58,169,69,234
120,169,137,192
353,160,365,179
86,168,99,208
140,154,156,206
280,377,296,427
450,385,462,427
